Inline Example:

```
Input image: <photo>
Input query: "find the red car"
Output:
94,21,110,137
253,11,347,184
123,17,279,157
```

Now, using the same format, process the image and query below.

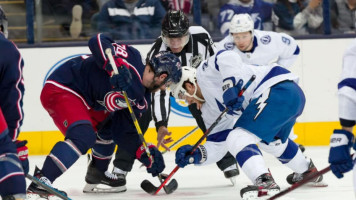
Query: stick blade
141,179,158,195
161,174,178,194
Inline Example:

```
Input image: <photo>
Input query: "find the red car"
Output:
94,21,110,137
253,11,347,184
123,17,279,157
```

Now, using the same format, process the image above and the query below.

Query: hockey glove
223,79,245,111
15,140,29,174
105,57,132,91
328,129,354,178
136,143,165,177
175,145,207,168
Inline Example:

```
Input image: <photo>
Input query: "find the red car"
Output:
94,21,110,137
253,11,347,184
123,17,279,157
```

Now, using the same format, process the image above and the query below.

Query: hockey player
26,33,179,198
216,13,299,68
328,39,356,193
109,10,240,187
170,50,325,199
217,13,305,152
0,6,28,200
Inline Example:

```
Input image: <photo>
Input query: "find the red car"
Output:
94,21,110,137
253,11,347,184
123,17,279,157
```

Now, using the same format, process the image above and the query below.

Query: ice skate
240,173,280,200
223,164,239,185
26,166,67,200
286,159,327,187
83,160,126,193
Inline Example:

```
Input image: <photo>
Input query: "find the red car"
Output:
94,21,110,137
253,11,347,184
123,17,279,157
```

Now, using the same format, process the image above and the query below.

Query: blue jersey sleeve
0,35,24,141
88,33,116,70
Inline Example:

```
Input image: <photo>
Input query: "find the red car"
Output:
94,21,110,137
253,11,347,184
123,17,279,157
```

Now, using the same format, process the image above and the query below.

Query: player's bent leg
110,109,152,187
259,138,326,187
84,132,126,193
226,128,280,199
27,123,96,198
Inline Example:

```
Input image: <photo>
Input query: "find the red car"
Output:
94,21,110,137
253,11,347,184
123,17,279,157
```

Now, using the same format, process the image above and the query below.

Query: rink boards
17,38,352,155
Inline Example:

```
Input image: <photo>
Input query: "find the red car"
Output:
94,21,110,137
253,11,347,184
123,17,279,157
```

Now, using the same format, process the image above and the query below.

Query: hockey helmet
229,14,254,35
149,51,182,86
169,66,198,100
162,10,189,38
0,6,8,38
161,10,190,49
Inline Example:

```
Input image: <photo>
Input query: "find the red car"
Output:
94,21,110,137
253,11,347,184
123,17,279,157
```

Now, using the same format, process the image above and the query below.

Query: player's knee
258,139,288,157
92,132,115,158
235,144,262,167
66,123,96,154
0,153,26,196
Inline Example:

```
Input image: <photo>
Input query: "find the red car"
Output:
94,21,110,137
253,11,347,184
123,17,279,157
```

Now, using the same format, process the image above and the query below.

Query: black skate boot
223,164,239,185
83,160,126,193
286,159,327,187
240,173,280,200
26,166,67,199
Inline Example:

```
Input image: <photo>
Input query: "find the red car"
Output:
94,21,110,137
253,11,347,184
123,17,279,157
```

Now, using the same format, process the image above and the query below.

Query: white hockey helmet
169,66,198,100
229,14,254,35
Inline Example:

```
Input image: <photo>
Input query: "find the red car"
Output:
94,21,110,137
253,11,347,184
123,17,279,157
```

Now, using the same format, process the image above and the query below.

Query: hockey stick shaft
26,174,72,200
161,126,199,154
139,126,199,168
267,166,330,200
154,75,256,195
105,48,152,159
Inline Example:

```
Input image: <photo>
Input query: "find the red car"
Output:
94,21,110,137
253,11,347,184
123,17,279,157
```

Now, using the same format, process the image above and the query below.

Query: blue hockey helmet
0,6,8,38
149,51,182,86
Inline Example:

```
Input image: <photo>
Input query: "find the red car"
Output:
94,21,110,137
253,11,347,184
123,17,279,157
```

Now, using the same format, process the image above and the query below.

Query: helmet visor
162,33,190,49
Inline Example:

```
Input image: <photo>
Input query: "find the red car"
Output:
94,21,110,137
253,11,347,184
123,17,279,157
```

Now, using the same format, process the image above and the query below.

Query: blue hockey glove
105,57,132,91
223,79,245,111
175,145,207,168
136,143,165,177
328,129,354,178
15,140,29,175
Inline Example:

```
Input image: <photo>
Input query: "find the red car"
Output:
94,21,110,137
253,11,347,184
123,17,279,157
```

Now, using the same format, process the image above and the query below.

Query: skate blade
242,189,280,200
83,183,127,193
229,177,236,186
305,180,328,187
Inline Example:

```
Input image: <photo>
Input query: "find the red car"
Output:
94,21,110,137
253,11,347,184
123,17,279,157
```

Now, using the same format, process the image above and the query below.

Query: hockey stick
105,48,178,194
267,153,355,200
267,165,330,200
139,126,199,193
153,75,256,195
161,126,199,155
26,174,72,200
139,126,199,168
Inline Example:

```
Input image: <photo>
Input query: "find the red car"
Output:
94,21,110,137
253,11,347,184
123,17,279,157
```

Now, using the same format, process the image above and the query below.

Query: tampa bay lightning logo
224,42,234,50
170,96,193,118
260,35,271,44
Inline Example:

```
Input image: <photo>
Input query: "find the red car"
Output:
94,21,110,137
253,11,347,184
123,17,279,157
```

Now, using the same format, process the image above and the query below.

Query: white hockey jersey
216,30,299,68
340,39,356,87
197,50,299,135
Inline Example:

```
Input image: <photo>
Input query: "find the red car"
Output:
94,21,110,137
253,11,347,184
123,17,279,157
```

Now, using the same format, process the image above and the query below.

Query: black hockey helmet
161,10,189,38
0,6,8,38
149,51,182,85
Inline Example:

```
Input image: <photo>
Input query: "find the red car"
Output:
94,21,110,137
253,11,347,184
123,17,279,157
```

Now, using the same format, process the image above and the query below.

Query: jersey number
114,44,128,58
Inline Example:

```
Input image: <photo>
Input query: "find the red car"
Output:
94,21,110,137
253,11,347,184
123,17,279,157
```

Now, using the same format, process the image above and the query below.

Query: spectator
94,0,166,40
330,0,356,34
273,0,323,35
218,0,274,36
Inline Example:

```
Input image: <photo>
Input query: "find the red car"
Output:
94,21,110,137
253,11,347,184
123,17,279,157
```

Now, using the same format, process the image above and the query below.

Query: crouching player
169,49,326,199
